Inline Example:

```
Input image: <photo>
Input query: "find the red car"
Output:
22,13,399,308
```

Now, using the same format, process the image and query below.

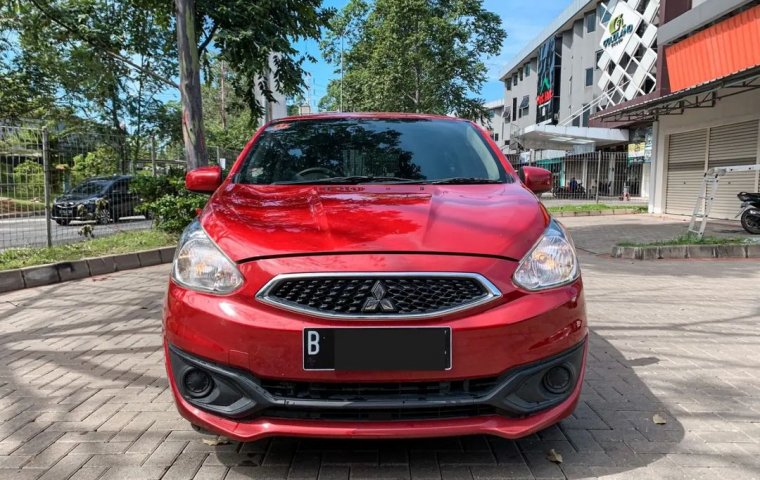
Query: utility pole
340,32,344,112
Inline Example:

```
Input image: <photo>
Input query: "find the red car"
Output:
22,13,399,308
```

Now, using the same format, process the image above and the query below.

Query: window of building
524,63,530,76
585,68,594,87
512,98,517,122
586,11,596,33
519,96,529,118
595,50,603,69
519,68,523,81
582,104,590,127
506,78,512,91
494,133,499,142
572,115,580,127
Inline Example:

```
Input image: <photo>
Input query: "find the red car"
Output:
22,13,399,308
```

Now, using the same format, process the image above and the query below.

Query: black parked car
52,175,143,226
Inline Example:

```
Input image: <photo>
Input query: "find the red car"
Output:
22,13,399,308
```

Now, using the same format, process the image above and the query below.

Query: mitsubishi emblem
361,281,396,313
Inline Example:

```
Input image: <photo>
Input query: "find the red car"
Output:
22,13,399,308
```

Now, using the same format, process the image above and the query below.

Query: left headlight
513,220,579,291
172,221,243,294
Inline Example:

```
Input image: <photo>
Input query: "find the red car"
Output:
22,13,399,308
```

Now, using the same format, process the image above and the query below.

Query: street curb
611,244,760,261
551,208,645,218
0,246,177,294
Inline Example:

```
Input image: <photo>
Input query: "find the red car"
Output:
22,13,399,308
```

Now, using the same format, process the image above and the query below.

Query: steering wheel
294,167,338,181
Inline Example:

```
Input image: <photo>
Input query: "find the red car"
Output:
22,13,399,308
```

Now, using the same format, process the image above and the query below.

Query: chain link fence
1,123,242,251
507,151,651,208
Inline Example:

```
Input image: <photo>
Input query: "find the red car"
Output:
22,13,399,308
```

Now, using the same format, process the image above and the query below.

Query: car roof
272,112,467,124
86,175,133,182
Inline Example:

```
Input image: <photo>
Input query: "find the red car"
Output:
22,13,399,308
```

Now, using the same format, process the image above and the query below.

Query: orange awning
665,4,760,93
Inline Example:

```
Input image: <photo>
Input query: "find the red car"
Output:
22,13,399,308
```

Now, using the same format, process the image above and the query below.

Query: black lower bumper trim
168,338,586,422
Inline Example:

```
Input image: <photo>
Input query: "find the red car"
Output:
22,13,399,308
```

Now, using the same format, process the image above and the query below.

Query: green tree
13,161,45,199
71,146,120,183
320,0,505,120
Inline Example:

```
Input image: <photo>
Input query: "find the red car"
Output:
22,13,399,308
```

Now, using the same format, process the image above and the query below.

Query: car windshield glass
68,180,110,195
236,119,510,185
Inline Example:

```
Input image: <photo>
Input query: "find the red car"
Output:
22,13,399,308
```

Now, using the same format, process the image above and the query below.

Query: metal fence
0,124,241,251
507,151,650,208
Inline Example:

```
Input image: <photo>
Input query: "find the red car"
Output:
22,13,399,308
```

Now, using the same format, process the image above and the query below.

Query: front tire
741,210,760,234
96,208,112,225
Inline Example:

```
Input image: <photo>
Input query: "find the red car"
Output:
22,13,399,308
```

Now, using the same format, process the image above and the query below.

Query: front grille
259,405,501,421
259,377,500,401
257,273,500,318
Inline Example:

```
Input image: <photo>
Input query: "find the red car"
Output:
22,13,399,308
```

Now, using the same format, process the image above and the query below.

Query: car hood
201,183,549,262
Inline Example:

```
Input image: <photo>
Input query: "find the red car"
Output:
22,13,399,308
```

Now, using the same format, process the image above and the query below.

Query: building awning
519,96,530,108
513,124,629,150
592,66,760,123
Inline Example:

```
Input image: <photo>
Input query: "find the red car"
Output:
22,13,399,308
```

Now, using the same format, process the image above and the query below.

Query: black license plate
303,328,451,371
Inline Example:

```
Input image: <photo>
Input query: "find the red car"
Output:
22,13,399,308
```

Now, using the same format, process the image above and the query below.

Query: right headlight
172,220,244,294
513,220,579,291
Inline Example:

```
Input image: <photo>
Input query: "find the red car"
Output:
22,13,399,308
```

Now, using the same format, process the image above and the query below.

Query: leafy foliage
71,146,120,183
320,0,505,119
131,170,208,234
12,161,45,199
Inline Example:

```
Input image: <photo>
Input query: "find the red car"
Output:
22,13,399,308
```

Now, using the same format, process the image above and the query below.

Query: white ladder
688,173,720,238
687,164,760,238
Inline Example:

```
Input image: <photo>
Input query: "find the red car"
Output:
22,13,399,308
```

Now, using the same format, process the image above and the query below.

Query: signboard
599,1,642,65
628,126,653,164
536,36,561,124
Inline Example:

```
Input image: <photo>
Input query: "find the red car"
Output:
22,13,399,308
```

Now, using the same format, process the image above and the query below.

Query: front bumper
163,253,588,441
52,203,95,221
167,339,586,440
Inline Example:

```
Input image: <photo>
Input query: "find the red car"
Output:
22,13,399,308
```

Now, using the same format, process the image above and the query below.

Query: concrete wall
558,16,605,126
652,88,760,214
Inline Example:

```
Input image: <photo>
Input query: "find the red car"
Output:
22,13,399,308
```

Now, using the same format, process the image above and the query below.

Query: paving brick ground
561,214,754,255
0,216,758,479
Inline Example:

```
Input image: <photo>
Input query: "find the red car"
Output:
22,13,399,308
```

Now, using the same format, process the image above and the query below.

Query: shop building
497,0,661,202
596,0,760,219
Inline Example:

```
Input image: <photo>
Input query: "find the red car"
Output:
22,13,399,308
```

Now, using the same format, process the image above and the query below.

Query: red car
164,113,587,442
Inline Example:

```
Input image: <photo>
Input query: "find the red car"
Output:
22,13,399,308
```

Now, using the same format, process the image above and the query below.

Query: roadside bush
131,168,208,234
71,146,120,184
12,160,44,199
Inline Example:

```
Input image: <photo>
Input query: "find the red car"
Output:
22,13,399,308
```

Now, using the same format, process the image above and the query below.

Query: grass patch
618,234,753,247
0,197,45,214
547,203,647,214
0,229,178,271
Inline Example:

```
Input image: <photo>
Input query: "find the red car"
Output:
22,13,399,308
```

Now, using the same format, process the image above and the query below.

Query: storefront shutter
666,129,707,215
707,120,759,219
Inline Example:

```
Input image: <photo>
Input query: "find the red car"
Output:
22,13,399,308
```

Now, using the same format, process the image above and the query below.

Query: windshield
67,180,110,196
236,119,510,185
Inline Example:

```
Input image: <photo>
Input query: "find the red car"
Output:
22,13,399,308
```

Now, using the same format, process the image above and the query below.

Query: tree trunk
175,0,208,170
220,61,227,130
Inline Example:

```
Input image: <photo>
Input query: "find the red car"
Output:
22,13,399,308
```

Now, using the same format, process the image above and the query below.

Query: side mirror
519,166,553,195
186,165,222,194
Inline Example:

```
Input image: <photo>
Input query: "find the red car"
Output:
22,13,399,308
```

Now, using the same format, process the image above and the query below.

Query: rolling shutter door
707,121,759,219
666,130,707,215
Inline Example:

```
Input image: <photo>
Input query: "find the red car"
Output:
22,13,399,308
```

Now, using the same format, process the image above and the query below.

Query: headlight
513,220,579,291
172,221,243,294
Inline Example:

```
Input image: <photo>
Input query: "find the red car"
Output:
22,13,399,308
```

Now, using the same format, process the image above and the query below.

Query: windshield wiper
277,176,421,185
423,177,503,185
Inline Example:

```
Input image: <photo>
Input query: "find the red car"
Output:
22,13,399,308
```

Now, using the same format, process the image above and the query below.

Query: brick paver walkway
0,218,759,479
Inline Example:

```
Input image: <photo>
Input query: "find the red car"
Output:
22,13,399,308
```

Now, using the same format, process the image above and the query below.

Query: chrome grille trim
255,272,502,320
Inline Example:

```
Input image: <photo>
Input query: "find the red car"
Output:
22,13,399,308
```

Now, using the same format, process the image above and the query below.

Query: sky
298,0,574,109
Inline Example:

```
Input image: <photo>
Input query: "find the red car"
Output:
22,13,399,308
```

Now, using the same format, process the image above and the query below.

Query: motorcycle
552,183,587,199
736,192,760,234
